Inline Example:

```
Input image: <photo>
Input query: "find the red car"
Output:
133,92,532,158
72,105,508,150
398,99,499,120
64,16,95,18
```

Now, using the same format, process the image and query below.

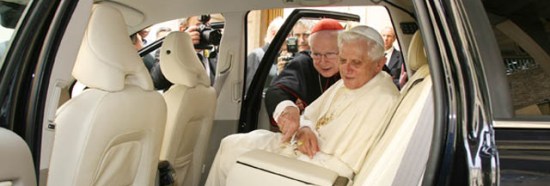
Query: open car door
239,9,360,132
0,0,81,185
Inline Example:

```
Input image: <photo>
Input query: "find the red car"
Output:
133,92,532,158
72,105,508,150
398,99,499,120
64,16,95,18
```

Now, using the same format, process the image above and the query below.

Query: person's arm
264,85,301,137
265,86,297,119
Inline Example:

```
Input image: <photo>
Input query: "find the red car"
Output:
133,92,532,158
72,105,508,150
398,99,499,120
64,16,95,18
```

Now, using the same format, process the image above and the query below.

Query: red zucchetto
310,18,344,34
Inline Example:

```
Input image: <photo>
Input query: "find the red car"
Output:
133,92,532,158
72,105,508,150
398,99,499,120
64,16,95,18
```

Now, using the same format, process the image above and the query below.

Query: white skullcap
349,25,384,49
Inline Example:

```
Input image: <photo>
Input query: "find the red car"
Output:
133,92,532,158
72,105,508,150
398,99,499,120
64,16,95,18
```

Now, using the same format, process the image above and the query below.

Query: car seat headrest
407,31,428,71
72,4,154,91
160,32,210,87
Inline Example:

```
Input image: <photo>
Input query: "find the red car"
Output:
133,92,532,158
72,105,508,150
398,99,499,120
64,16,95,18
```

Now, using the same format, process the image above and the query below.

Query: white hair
264,17,284,43
338,25,385,62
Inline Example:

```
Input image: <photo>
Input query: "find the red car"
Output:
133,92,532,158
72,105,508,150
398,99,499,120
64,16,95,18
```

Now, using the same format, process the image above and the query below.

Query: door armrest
226,150,349,186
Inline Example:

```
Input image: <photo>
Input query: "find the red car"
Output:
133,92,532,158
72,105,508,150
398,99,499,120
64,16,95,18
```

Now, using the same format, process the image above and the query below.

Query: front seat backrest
159,32,217,186
48,4,167,186
353,31,433,185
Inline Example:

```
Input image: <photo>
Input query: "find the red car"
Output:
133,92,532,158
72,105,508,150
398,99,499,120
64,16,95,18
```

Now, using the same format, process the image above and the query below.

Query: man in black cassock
264,18,344,136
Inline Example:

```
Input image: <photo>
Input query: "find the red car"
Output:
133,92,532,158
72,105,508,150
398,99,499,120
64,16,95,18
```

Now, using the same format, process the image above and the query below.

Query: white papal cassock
205,72,399,185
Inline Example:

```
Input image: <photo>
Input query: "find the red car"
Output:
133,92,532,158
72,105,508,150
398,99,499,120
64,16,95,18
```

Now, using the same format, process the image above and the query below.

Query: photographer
276,37,299,75
276,20,311,74
150,15,222,90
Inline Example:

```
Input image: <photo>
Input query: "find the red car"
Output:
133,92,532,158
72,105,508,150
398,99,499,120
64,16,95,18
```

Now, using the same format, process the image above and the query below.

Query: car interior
37,2,432,185
1,0,550,185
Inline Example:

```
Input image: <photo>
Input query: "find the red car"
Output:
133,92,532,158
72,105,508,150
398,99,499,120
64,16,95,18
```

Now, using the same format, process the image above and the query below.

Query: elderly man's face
339,40,384,89
310,31,340,78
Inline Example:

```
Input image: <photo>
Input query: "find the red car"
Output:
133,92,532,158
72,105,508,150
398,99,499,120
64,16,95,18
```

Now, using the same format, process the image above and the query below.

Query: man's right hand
185,25,201,45
276,56,288,74
277,106,300,143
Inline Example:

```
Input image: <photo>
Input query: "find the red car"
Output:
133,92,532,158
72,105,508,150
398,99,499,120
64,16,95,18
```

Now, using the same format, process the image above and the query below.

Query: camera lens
205,29,222,45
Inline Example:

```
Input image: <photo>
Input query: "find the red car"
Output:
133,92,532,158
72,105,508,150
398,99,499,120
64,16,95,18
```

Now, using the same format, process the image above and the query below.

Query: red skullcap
310,18,344,34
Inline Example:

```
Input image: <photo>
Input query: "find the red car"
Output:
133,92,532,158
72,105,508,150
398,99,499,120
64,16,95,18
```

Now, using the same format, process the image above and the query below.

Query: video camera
194,15,224,50
281,37,299,63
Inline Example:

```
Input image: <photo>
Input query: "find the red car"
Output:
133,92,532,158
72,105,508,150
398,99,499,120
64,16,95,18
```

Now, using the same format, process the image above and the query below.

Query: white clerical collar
345,72,385,94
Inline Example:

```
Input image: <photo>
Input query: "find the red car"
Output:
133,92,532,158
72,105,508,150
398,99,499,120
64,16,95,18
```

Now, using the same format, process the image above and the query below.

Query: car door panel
495,122,550,185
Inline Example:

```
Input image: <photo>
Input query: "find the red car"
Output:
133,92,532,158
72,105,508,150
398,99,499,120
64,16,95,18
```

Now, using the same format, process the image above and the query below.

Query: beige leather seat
353,30,433,185
0,128,36,186
47,4,167,186
158,32,217,186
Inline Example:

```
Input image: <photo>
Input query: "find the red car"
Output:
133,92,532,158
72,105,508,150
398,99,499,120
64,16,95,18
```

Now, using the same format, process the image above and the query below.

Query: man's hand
277,106,300,143
185,25,201,45
276,56,288,74
295,127,319,158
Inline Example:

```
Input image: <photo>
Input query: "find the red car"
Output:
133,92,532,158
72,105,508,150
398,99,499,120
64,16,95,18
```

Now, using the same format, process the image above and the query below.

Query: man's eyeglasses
311,52,338,60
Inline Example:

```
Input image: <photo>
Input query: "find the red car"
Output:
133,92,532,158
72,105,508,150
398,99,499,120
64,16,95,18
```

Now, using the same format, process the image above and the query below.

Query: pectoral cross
316,113,333,130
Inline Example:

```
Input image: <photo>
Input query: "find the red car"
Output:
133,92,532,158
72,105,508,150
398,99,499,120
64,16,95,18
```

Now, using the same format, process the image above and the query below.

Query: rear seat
225,31,432,186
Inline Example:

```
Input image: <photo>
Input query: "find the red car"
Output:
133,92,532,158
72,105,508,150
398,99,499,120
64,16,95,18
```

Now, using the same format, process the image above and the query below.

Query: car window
484,1,550,116
133,14,224,91
0,0,29,68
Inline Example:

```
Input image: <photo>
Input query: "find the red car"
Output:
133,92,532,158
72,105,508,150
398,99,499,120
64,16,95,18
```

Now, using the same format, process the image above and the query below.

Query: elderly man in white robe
205,25,399,185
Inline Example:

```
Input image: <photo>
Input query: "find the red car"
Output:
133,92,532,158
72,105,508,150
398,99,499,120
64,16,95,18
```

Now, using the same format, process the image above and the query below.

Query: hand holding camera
194,15,223,50
182,15,223,50
276,37,299,74
185,25,202,45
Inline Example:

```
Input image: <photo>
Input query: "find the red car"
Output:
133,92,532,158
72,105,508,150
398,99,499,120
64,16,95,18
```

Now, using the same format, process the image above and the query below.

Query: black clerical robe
264,51,340,127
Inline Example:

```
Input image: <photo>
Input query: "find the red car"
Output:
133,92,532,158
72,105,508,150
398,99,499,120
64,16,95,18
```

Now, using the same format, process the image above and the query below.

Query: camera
286,37,298,54
282,37,299,66
194,15,223,50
